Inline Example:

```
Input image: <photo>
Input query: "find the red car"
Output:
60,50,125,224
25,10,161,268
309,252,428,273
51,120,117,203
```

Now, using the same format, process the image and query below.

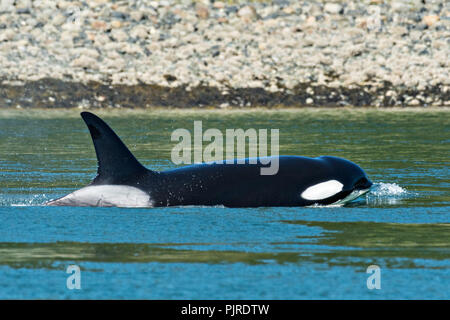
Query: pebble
196,4,209,20
323,3,342,15
110,20,122,29
91,20,107,30
213,2,225,10
130,11,144,22
71,55,98,69
0,0,14,12
0,29,15,41
111,29,128,42
409,98,420,106
130,25,148,40
422,15,439,27
237,5,258,21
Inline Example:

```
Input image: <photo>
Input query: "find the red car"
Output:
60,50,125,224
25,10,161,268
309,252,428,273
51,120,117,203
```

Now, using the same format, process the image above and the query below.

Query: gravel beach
0,0,449,108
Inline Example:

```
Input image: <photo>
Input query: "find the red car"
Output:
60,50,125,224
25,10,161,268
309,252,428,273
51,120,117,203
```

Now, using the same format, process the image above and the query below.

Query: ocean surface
0,108,448,299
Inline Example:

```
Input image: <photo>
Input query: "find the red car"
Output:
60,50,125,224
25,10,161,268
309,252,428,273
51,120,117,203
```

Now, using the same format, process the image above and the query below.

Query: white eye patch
301,180,344,201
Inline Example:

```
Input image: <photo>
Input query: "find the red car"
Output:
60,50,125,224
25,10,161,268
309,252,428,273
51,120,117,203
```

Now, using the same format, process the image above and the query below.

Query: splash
369,182,409,197
5,193,51,207
365,182,414,206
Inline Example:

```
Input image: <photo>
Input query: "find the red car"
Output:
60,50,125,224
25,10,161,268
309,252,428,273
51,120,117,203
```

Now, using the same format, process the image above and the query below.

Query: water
0,108,449,299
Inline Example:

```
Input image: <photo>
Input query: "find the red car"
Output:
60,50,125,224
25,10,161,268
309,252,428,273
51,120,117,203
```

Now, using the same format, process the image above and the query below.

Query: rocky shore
0,0,449,108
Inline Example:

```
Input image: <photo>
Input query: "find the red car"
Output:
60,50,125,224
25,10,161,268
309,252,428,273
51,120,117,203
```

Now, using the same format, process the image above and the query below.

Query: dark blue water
0,109,449,299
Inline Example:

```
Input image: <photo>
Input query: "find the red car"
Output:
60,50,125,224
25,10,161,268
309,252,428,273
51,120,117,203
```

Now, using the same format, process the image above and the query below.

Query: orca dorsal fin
80,112,149,184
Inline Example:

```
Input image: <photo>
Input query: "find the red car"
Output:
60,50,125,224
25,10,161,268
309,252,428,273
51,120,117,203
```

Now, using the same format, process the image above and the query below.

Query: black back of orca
52,112,372,208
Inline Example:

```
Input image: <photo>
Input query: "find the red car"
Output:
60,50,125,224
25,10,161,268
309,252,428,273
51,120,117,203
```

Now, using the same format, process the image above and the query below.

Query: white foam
365,182,414,206
369,182,408,197
6,193,51,207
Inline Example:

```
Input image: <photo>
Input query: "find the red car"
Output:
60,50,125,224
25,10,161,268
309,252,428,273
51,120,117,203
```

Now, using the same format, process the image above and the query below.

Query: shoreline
1,106,449,119
0,0,449,108
1,78,449,109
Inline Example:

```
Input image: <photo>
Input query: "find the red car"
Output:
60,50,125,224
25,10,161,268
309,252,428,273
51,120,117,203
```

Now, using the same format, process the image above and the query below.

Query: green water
0,108,449,299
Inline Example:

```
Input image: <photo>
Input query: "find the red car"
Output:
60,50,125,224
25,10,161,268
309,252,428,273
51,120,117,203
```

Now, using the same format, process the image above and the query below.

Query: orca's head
300,156,373,205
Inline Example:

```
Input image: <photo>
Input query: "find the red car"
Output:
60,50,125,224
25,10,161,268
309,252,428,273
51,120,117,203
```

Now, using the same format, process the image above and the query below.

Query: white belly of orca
47,185,153,208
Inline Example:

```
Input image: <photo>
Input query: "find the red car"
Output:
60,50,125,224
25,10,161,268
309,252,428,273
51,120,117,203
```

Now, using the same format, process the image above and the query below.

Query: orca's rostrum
46,112,373,208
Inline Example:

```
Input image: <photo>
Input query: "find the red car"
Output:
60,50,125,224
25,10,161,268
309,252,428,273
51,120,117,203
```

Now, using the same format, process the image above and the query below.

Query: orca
46,112,373,208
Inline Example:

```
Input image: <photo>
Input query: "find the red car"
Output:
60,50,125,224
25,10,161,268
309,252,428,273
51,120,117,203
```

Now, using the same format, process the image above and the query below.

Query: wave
3,193,51,207
365,182,415,206
369,182,409,197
